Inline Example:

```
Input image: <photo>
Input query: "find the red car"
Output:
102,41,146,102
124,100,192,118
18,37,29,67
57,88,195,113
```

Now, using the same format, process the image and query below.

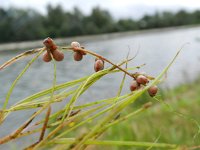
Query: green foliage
106,80,200,150
0,43,188,149
1,5,200,43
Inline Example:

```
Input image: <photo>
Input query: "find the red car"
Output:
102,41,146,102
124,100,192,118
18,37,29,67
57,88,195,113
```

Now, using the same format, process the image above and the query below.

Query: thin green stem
2,49,44,110
102,102,152,131
54,94,133,140
6,90,75,112
37,55,57,147
15,77,85,105
60,60,140,124
32,104,108,149
69,102,151,150
117,50,129,97
49,138,177,149
70,49,182,149
62,47,135,79
0,48,43,70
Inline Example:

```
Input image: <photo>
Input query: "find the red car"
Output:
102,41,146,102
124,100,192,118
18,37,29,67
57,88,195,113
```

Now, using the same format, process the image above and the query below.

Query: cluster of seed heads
70,41,104,72
130,74,158,97
42,37,157,96
42,38,104,73
42,37,64,62
71,41,87,61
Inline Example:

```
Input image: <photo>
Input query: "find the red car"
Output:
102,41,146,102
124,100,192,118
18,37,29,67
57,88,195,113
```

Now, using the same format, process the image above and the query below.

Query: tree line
0,5,200,43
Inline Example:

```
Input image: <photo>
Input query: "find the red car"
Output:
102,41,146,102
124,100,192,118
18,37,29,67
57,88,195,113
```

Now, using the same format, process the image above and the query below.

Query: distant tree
13,9,46,41
116,19,138,31
0,8,13,42
191,10,200,24
159,11,175,27
174,10,191,25
139,15,152,29
64,7,85,36
45,4,66,37
0,5,200,43
84,7,114,33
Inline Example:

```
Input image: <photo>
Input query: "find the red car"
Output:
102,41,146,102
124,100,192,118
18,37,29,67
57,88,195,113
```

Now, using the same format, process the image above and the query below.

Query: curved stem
0,48,43,70
61,47,135,79
2,49,45,110
48,138,177,149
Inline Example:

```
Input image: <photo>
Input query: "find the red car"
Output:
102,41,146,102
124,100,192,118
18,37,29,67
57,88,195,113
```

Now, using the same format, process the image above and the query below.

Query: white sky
1,0,200,19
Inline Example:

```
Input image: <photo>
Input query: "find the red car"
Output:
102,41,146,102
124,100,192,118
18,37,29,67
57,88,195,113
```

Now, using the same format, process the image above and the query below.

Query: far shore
0,25,200,52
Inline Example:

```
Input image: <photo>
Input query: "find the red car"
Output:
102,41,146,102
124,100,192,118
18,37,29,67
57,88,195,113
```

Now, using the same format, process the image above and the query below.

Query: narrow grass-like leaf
2,49,44,110
70,49,182,149
54,93,134,139
49,138,177,149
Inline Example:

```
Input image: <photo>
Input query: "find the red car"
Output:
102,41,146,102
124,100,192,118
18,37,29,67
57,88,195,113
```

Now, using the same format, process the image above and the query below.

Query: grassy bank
96,79,200,150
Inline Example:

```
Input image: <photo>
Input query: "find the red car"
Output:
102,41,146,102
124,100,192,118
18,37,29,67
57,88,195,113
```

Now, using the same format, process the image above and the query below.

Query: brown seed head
94,59,104,72
43,37,52,45
148,85,158,97
74,52,83,61
95,58,104,64
130,80,139,91
42,52,52,62
136,75,149,85
52,50,64,61
49,45,57,51
43,37,57,51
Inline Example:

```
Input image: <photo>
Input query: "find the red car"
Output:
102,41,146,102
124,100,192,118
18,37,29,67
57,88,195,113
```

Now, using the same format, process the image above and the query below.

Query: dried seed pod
95,57,104,64
43,37,57,51
71,41,81,49
49,45,57,51
148,85,158,97
42,52,52,62
130,80,139,91
136,75,149,85
74,52,83,61
94,59,104,72
52,50,64,61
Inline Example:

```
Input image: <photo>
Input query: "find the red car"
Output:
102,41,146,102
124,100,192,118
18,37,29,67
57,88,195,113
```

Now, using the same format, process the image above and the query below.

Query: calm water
0,27,200,149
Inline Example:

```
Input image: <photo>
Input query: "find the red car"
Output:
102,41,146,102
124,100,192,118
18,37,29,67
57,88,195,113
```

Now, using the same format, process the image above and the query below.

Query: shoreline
0,25,200,52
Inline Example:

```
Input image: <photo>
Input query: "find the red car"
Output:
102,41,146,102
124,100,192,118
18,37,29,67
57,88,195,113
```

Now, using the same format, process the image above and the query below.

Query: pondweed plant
0,38,197,150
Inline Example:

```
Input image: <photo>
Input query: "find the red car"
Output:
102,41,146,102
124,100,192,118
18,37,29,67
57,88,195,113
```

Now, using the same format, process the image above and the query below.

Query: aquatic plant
0,38,194,150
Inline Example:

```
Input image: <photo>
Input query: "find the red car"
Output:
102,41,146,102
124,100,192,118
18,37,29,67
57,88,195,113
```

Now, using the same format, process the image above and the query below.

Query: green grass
101,79,200,150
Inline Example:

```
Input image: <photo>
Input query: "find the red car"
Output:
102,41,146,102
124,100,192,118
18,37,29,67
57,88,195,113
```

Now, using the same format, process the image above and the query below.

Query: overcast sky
1,0,200,19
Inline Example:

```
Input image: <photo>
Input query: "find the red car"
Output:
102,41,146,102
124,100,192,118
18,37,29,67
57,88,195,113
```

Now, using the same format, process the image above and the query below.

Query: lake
0,26,200,149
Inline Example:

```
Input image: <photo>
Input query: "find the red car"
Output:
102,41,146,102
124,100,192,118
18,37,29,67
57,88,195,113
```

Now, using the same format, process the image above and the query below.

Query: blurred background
0,0,200,149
